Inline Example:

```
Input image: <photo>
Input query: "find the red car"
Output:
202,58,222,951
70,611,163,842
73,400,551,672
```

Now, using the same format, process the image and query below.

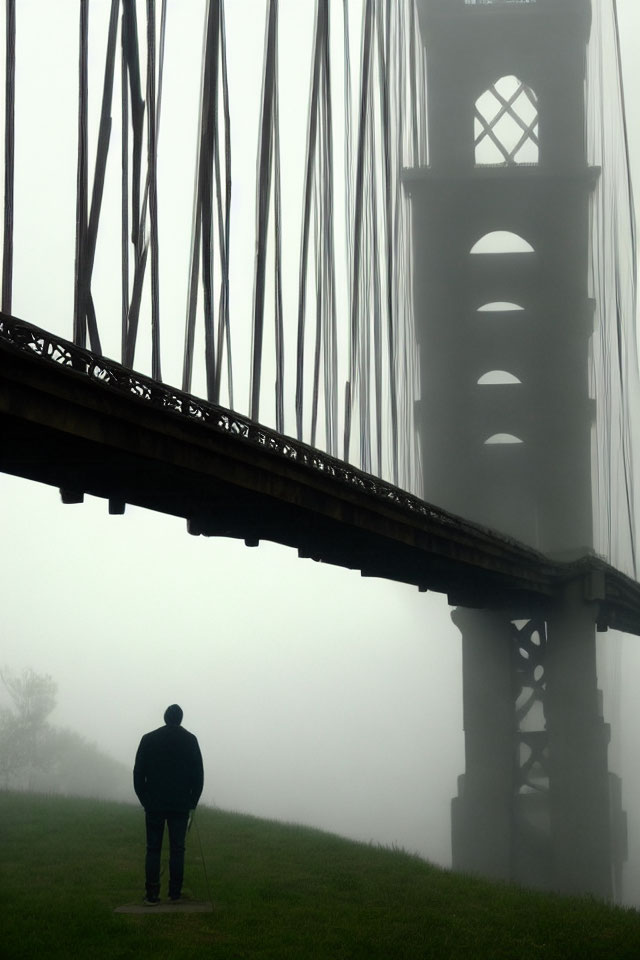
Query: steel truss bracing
449,605,621,899
513,617,548,798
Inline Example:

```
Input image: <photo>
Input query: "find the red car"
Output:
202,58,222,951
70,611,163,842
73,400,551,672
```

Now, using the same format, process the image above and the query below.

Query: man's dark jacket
133,724,204,812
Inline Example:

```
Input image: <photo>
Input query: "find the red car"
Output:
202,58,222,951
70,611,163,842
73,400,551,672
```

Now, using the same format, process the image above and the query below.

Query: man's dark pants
145,810,190,899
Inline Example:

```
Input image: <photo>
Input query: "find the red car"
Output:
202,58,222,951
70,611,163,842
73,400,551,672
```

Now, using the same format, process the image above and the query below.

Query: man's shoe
168,894,182,903
143,896,161,906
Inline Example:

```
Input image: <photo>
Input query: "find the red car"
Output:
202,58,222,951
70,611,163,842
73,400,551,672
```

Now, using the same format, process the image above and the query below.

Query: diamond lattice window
475,75,539,165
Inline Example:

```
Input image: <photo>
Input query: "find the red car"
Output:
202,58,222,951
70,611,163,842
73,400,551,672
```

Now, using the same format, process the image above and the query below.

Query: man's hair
164,704,183,726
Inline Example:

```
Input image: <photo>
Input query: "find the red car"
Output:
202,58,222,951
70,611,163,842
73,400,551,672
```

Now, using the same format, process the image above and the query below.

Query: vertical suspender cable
121,9,130,362
272,16,285,434
377,0,398,485
359,137,372,475
201,0,221,401
296,0,324,441
182,0,211,394
83,0,121,357
250,0,278,422
122,0,146,369
220,1,234,410
345,0,373,464
612,1,637,274
612,0,638,577
589,0,638,578
408,0,419,165
342,0,354,462
407,0,427,491
310,178,322,449
212,2,230,405
124,242,148,367
123,0,144,254
310,4,330,450
370,123,383,480
2,0,15,315
73,0,89,347
322,2,338,457
146,0,161,380
394,3,407,485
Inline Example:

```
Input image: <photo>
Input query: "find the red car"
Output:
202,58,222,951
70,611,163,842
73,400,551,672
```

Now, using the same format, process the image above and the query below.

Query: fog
1,472,462,866
2,0,640,905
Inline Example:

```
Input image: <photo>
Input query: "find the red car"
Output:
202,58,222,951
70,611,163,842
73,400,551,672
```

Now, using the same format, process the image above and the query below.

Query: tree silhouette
0,668,57,787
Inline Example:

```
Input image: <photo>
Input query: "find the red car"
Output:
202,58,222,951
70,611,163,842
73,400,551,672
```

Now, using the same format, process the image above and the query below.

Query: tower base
451,595,624,901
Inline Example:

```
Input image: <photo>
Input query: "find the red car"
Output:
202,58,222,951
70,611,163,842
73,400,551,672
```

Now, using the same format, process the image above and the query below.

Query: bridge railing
0,310,447,529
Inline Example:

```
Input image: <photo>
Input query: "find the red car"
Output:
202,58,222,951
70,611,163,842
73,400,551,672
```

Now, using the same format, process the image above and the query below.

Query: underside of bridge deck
2,313,640,636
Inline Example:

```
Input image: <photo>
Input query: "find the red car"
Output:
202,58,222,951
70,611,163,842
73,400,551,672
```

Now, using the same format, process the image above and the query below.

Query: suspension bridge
2,310,639,629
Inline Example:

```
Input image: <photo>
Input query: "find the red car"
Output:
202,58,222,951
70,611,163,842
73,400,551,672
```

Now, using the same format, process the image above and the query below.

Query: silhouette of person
133,704,204,905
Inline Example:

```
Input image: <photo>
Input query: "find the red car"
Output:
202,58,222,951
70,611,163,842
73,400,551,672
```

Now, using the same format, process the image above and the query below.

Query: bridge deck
2,312,640,635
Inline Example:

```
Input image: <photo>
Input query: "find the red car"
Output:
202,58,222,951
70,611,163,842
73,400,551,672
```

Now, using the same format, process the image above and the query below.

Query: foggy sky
1,0,640,902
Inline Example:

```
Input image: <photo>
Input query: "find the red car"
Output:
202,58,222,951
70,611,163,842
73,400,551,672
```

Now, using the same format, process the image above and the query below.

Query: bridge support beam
545,582,613,899
59,488,84,504
451,608,515,882
451,587,623,900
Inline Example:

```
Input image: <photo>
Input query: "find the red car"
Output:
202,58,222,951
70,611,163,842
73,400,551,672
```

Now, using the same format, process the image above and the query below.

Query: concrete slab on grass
115,900,213,914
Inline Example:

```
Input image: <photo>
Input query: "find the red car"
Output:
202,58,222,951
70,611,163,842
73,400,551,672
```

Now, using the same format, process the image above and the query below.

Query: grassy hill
2,791,640,960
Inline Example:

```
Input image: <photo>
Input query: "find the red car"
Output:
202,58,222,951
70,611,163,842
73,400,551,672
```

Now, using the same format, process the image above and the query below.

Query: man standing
133,704,204,905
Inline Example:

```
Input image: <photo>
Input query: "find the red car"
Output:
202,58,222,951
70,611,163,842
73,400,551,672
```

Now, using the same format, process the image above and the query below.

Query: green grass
2,791,640,960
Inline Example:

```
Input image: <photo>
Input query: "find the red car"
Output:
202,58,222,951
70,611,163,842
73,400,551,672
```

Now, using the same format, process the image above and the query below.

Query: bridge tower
406,0,625,898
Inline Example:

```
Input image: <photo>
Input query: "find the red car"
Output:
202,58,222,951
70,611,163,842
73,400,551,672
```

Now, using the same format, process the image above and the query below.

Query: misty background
1,0,640,904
